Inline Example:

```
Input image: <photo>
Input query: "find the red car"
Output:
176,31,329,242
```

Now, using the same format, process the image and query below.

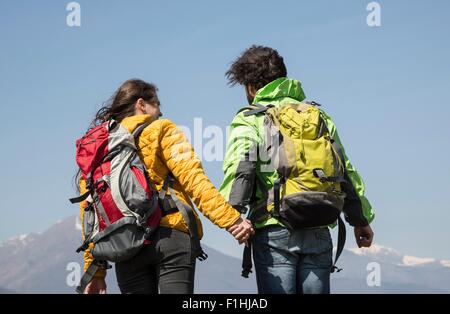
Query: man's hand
227,218,255,245
84,277,107,294
354,225,374,248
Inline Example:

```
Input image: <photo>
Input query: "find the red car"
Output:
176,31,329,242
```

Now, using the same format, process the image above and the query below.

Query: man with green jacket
220,45,375,294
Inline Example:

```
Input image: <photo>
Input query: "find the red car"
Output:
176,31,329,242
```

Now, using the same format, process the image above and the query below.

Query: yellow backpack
241,102,349,276
245,102,346,228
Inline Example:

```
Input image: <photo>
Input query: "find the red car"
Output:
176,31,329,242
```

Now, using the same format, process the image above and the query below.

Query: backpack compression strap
159,174,208,261
332,216,346,273
241,241,253,278
76,262,99,294
69,190,91,204
313,169,346,183
76,260,111,294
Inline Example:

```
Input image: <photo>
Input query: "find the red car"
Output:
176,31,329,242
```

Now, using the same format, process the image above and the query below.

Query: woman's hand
84,277,107,294
227,218,255,244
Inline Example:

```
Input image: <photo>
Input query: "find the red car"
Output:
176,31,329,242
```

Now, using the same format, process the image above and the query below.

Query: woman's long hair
73,79,158,191
91,79,158,127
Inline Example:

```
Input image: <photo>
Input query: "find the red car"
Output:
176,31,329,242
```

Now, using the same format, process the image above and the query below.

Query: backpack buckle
197,251,208,262
313,168,327,182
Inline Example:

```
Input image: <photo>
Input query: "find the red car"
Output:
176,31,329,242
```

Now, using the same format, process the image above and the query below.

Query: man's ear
245,85,257,98
245,85,257,105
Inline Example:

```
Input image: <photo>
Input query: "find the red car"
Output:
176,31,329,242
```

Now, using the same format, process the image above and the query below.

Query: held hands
354,225,374,248
227,218,255,245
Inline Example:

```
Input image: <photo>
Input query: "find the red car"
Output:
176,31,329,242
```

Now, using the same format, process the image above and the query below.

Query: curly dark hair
226,45,287,91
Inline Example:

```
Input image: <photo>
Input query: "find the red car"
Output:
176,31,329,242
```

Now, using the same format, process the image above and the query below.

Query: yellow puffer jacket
79,115,241,278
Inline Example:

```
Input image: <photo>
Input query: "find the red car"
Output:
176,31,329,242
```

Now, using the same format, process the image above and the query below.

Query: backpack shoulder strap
132,121,152,139
159,174,208,262
304,100,322,107
241,101,320,117
237,103,271,117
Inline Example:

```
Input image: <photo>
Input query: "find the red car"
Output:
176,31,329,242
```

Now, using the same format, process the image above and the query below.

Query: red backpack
70,120,161,293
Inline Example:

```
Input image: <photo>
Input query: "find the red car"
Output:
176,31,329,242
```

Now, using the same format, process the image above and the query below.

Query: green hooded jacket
219,77,375,229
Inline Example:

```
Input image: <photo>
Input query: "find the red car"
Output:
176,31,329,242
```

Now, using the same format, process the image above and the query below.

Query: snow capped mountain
348,243,450,268
402,255,436,267
0,216,449,294
75,217,82,231
350,243,402,258
4,234,36,246
333,243,450,293
0,216,256,294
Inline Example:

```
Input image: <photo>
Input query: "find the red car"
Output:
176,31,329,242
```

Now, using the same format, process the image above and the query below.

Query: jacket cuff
221,211,242,229
344,213,369,227
93,269,107,279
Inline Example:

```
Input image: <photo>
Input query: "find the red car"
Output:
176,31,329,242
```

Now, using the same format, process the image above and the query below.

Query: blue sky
0,0,449,260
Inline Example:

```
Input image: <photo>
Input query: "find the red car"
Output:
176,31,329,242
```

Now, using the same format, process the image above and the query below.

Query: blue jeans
252,225,333,294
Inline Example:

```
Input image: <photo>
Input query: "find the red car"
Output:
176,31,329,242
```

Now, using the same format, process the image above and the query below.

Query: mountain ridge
0,216,448,294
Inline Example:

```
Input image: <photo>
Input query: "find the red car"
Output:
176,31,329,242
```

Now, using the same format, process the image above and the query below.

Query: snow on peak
1,233,34,247
18,234,28,242
402,255,435,266
348,243,450,268
441,260,450,268
349,243,402,258
9,234,30,243
75,217,82,231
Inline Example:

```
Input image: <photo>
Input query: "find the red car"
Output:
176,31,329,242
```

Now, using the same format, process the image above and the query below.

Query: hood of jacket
252,77,306,105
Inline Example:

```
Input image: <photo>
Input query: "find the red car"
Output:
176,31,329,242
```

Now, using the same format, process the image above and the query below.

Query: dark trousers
115,227,196,294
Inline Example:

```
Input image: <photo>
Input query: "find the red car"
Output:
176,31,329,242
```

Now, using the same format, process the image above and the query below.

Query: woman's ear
134,98,146,114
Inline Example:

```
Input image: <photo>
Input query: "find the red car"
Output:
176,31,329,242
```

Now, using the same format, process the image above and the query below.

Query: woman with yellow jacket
78,79,254,294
